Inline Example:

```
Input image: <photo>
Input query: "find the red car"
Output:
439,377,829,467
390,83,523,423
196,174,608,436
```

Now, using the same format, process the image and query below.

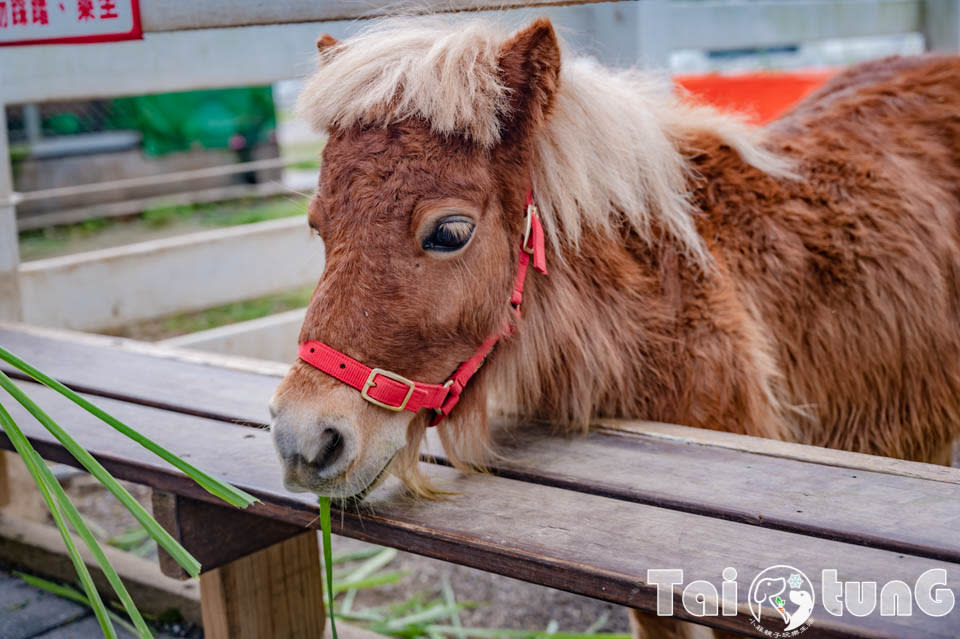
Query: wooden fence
1,0,957,357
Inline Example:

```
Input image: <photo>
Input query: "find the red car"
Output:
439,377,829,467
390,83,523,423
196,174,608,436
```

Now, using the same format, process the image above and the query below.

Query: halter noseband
298,190,547,426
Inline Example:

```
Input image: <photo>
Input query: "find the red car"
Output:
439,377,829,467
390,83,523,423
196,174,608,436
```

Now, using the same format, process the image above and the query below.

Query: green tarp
106,87,276,155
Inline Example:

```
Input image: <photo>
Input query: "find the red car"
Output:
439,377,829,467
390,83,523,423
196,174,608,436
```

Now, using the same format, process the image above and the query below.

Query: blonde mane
297,17,791,264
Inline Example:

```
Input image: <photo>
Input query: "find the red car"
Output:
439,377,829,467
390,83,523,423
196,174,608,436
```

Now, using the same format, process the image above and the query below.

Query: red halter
298,190,547,426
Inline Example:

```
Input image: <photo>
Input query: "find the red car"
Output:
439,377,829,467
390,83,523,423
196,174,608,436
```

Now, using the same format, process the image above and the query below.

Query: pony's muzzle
269,370,411,498
272,413,358,489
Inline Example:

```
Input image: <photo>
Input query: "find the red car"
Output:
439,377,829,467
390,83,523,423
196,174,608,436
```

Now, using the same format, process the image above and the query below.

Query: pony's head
270,16,789,498
270,18,563,498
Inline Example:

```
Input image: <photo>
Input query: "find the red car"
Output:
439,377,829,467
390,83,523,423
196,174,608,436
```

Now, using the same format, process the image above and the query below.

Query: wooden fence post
0,105,39,519
153,493,327,639
199,532,326,639
0,104,21,322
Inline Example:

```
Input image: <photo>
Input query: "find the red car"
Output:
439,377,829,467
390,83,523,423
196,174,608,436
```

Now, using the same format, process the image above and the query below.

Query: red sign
0,0,140,46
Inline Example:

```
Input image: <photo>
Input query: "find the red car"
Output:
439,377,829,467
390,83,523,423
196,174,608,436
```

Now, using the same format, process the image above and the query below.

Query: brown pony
270,15,960,635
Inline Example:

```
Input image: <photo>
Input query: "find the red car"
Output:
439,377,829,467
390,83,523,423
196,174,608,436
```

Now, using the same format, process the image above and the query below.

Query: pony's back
693,55,960,462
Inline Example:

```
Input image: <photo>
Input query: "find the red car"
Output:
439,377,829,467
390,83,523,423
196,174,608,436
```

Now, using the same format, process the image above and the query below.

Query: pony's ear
498,18,561,137
316,33,340,54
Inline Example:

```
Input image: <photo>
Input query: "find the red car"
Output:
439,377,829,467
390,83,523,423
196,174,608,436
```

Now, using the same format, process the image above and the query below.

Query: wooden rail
1,324,958,638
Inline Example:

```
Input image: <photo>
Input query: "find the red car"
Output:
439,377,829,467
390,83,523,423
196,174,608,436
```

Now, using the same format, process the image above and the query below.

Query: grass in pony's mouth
320,451,399,639
319,496,339,639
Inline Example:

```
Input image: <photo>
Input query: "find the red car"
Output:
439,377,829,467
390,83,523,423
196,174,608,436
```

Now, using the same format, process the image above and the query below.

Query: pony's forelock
297,16,792,267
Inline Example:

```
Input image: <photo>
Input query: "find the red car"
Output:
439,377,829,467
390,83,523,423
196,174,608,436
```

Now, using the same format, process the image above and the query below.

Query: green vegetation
319,543,627,639
19,196,307,262
0,347,257,638
105,285,315,341
140,196,305,229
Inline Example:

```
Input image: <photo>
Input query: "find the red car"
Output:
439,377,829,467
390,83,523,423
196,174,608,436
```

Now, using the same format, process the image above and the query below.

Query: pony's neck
529,59,792,270
493,227,689,429
495,145,793,439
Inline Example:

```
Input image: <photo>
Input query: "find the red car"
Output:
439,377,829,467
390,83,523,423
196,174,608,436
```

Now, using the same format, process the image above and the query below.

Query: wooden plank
596,419,960,484
17,216,323,331
7,322,953,477
199,532,325,639
2,325,959,561
0,382,958,637
0,512,202,625
152,492,306,577
160,308,305,363
0,324,281,424
426,426,960,563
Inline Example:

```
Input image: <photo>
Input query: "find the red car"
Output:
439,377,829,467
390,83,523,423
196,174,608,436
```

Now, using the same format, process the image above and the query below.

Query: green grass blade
381,604,463,632
338,545,399,613
0,400,153,637
49,476,153,637
319,497,338,639
583,612,609,634
341,547,398,582
441,576,467,639
15,572,140,637
331,610,387,623
0,403,118,639
108,526,150,551
0,371,201,578
331,570,408,594
330,546,387,564
0,345,257,509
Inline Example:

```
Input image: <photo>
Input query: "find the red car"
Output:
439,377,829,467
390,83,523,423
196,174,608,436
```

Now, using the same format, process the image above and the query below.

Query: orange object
675,71,836,125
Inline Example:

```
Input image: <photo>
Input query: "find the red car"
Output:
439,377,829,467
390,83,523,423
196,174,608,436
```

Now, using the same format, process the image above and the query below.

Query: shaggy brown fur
272,18,960,639
278,20,960,491
688,54,960,460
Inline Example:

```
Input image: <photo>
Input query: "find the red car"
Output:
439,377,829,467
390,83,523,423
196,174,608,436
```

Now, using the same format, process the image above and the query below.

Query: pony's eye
422,216,475,252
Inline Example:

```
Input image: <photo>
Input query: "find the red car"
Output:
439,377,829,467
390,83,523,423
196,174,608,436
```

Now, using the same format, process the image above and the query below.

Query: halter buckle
522,203,537,255
361,368,415,411
434,380,455,416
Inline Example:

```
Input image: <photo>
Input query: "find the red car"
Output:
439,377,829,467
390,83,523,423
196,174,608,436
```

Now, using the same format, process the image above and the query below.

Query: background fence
1,0,958,362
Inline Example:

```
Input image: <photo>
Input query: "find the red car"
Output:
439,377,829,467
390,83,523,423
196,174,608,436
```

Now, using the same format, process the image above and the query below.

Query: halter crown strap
298,189,547,425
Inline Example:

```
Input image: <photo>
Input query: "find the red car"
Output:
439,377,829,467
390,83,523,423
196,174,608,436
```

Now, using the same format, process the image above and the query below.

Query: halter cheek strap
298,190,547,426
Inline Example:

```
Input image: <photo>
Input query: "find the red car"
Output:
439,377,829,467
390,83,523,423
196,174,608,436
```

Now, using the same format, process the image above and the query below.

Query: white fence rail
0,0,957,347
160,308,306,362
18,217,322,331
2,0,953,103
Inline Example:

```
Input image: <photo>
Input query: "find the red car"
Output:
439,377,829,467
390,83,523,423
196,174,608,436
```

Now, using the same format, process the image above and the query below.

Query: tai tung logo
647,563,954,637
748,565,816,634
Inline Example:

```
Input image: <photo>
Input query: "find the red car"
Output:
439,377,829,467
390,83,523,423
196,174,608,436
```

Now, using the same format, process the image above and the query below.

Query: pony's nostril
311,427,345,471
